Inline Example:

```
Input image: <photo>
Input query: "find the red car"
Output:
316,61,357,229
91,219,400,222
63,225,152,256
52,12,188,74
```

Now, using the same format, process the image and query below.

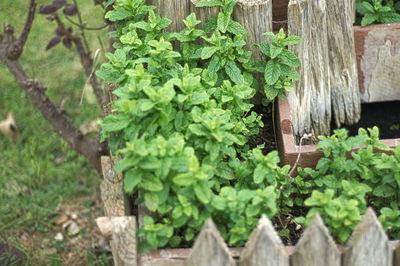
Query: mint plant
97,0,302,251
355,0,400,26
295,127,400,242
257,29,300,100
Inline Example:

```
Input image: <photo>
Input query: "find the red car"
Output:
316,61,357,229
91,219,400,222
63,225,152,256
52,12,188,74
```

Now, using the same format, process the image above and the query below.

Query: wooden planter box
277,22,400,168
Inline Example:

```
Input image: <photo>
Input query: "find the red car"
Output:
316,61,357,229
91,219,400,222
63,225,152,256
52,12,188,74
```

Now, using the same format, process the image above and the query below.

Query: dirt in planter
337,101,400,139
248,104,277,154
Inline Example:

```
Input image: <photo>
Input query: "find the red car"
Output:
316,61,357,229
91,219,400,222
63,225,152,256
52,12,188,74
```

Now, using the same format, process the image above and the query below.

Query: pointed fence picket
96,208,400,266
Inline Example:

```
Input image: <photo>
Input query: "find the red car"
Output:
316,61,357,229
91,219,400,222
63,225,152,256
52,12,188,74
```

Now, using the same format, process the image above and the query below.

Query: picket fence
96,208,400,266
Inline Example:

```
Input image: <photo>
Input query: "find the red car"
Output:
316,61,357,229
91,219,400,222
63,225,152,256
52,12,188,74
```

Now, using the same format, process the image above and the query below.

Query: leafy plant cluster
97,0,300,251
295,127,400,242
355,0,400,26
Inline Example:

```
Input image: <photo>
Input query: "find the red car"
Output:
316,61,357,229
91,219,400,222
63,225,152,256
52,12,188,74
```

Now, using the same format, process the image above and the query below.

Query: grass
0,0,110,264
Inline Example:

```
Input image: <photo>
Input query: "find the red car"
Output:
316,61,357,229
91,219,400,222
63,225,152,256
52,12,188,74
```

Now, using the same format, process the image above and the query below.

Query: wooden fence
97,208,400,266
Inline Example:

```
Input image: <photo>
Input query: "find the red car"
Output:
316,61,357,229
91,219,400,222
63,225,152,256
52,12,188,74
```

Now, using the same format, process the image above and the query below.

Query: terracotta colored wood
276,97,400,169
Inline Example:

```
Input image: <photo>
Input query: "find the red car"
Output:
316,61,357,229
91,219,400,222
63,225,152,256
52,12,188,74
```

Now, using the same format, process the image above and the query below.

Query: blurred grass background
0,0,109,264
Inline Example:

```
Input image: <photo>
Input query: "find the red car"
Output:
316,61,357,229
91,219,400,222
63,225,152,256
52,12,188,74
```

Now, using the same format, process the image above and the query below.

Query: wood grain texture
234,0,273,60
239,215,289,266
190,0,219,28
110,216,138,266
147,0,191,32
326,0,360,128
343,208,392,266
185,219,235,266
100,156,131,216
291,214,340,266
287,0,331,139
394,242,400,266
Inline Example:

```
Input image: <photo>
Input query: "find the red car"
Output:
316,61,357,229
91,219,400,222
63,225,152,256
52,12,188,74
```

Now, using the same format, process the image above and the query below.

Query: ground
0,0,112,264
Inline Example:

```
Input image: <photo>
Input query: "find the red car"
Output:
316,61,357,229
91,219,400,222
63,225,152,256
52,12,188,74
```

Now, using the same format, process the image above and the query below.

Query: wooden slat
190,0,219,28
239,215,289,266
147,0,191,32
291,214,340,266
234,0,273,60
100,156,131,216
185,219,235,266
326,0,360,128
287,0,331,139
105,216,138,266
394,242,400,266
343,208,392,266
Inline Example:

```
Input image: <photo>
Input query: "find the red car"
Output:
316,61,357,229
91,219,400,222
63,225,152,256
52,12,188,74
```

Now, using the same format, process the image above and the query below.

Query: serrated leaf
195,0,222,7
201,46,219,60
194,182,211,204
270,45,283,59
124,169,142,194
144,192,159,211
264,60,282,85
217,12,230,33
173,173,195,186
225,61,244,85
101,115,130,132
141,177,163,192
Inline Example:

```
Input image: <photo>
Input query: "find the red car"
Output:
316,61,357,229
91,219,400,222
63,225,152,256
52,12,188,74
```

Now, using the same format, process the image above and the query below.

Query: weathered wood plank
100,156,131,216
239,215,289,266
343,208,392,266
147,0,191,32
326,0,360,128
272,0,289,31
190,0,219,28
394,242,400,266
287,0,331,139
185,219,235,266
291,214,340,266
110,216,138,266
233,0,273,60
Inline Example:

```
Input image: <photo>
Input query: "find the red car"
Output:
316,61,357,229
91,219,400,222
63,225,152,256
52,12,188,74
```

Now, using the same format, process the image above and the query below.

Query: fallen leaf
0,112,19,141
55,214,69,225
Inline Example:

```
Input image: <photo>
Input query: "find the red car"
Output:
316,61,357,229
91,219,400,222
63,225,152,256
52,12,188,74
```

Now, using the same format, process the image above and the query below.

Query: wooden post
291,214,341,266
343,208,392,266
239,215,289,266
100,156,131,216
287,0,331,139
326,0,360,128
190,0,219,28
394,242,400,266
234,0,273,60
147,0,191,32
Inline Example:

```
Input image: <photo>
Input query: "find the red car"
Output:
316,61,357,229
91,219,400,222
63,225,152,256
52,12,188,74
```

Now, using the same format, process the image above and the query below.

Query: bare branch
0,51,106,172
19,0,37,50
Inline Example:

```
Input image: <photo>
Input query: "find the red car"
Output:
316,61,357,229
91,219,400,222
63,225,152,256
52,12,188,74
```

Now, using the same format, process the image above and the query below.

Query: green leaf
124,169,142,194
264,60,282,85
201,47,219,60
141,177,164,192
258,43,271,57
195,0,223,7
144,192,159,211
173,173,196,186
101,115,130,132
188,92,210,105
105,8,132,21
188,124,208,136
217,12,230,33
194,182,211,204
279,49,301,67
253,165,266,184
361,13,379,26
270,45,283,59
225,61,244,85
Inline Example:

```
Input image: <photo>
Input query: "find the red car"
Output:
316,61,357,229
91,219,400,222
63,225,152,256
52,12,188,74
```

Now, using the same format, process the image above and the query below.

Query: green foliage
355,0,400,26
295,127,400,242
257,29,300,100
97,0,300,251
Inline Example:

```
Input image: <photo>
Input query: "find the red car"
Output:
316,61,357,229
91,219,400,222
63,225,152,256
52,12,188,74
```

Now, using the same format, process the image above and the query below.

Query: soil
249,104,277,154
338,101,400,139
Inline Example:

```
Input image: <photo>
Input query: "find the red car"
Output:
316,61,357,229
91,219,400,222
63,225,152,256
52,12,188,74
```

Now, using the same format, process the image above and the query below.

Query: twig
65,16,108,31
18,0,37,49
287,133,316,178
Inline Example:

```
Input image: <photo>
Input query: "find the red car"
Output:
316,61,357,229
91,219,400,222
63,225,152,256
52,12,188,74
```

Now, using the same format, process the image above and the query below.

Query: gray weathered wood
239,215,289,266
100,156,131,216
110,216,138,266
326,0,360,128
287,0,331,139
147,0,191,32
190,0,219,28
291,214,340,266
394,242,400,266
185,219,235,266
233,0,273,60
361,30,400,103
343,208,392,266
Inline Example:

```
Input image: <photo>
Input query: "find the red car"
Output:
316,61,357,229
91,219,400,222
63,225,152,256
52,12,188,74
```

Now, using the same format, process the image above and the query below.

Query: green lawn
0,0,109,264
